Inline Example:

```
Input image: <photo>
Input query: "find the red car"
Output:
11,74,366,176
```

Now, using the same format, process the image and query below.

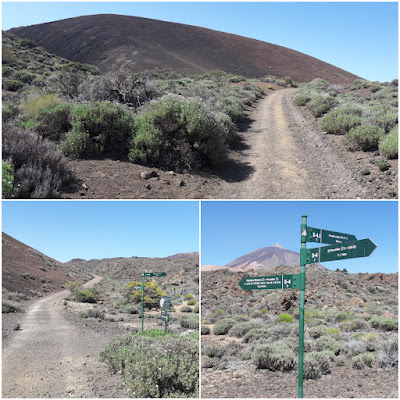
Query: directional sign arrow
306,227,357,244
306,238,377,264
239,274,300,290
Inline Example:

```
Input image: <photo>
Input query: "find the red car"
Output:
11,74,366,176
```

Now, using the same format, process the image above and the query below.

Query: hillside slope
9,14,360,83
2,233,93,297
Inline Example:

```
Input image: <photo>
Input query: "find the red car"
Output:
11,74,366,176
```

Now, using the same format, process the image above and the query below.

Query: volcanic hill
9,14,360,83
2,232,93,297
202,244,325,272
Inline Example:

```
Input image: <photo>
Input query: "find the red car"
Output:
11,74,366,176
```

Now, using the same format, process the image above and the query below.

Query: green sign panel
305,226,357,244
160,296,171,311
306,238,377,264
160,310,169,322
239,274,300,290
143,272,167,277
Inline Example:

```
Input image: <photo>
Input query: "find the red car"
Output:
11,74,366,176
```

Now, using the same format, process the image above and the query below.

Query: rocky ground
201,361,398,398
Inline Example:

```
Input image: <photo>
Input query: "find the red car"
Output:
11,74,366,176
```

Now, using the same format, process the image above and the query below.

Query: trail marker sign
143,272,166,277
305,227,357,244
141,271,167,332
306,239,376,264
297,216,376,398
160,296,171,311
133,286,142,290
239,274,300,290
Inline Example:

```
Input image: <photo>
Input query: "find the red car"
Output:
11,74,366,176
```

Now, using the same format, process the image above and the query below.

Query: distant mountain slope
221,243,325,272
9,14,360,83
2,233,93,297
165,252,199,260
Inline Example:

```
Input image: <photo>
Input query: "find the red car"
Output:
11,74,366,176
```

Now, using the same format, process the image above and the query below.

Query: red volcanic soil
9,14,360,84
2,232,69,296
165,252,199,260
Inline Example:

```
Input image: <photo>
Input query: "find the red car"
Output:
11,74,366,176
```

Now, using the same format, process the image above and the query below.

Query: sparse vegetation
100,331,198,397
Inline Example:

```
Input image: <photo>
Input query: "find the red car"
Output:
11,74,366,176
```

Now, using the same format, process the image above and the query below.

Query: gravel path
219,89,396,199
2,276,126,398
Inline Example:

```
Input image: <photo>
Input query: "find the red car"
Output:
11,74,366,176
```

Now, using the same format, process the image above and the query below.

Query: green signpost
239,274,300,290
141,271,167,332
238,216,376,398
160,296,171,333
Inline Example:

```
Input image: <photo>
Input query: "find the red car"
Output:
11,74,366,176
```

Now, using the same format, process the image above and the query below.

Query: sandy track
220,89,381,199
2,276,125,398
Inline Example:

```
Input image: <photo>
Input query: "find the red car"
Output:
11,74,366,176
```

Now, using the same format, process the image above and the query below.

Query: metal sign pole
142,270,145,332
298,215,307,398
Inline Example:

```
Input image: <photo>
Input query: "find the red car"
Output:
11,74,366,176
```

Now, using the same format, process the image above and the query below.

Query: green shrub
86,309,105,319
376,158,390,171
306,95,338,117
4,79,24,91
223,96,246,123
308,325,327,339
379,126,398,159
242,327,270,344
2,123,70,198
20,93,61,119
14,70,36,84
228,321,261,338
303,351,332,379
213,318,236,335
202,357,215,368
180,305,193,313
34,104,72,142
370,316,398,331
179,314,199,330
341,318,368,332
335,355,346,366
193,303,199,313
293,94,311,106
321,113,362,135
309,78,330,91
187,298,197,305
252,343,297,371
315,336,341,355
201,325,210,335
352,353,375,369
129,95,232,170
344,125,385,151
202,343,225,358
276,313,293,323
100,333,198,397
326,327,340,336
377,337,398,369
2,301,21,313
74,287,99,303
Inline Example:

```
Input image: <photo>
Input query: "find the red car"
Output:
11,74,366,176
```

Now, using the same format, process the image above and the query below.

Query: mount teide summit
205,244,326,272
9,14,360,83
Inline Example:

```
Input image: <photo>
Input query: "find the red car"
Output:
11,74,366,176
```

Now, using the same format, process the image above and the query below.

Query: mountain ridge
9,13,360,83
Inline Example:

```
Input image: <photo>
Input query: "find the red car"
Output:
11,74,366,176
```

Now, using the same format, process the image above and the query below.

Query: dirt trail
220,89,383,199
2,276,125,398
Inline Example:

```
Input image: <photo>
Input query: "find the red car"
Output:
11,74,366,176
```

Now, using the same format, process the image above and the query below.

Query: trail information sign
143,272,167,277
306,239,376,264
305,227,357,244
239,274,300,290
134,286,142,290
160,296,171,311
297,216,376,399
160,310,169,322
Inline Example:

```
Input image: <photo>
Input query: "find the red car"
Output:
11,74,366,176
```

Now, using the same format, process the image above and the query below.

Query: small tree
121,281,166,308
65,280,82,293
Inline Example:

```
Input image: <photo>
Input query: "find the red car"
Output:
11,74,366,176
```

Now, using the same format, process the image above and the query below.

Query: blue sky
201,201,398,274
2,2,398,82
2,201,199,262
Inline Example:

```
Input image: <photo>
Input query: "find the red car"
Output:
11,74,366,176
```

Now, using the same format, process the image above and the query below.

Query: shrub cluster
128,95,233,170
100,332,198,397
252,343,297,371
2,123,71,198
